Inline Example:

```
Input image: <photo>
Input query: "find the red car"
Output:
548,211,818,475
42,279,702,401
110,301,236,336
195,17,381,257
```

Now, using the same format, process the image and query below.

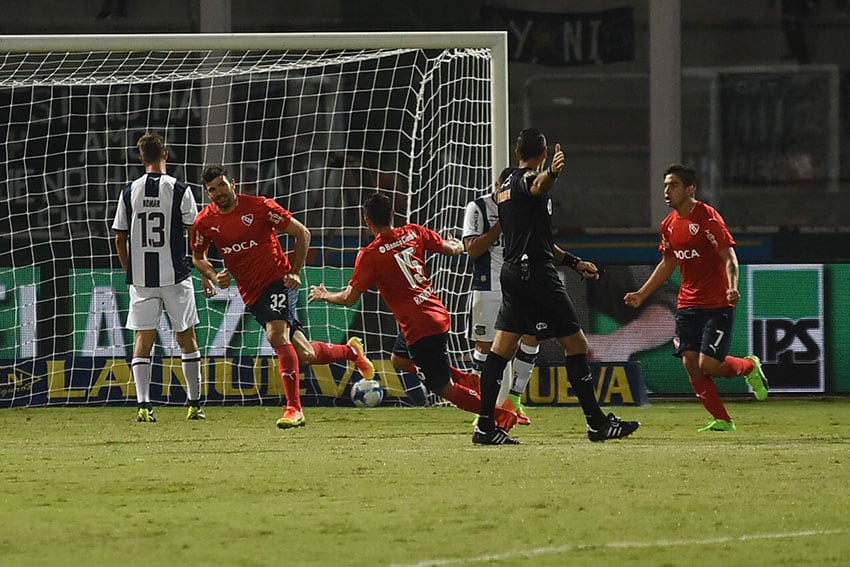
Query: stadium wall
0,261,847,408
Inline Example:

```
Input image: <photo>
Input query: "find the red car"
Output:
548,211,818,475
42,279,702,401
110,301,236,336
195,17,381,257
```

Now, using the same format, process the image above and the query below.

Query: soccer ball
350,379,384,408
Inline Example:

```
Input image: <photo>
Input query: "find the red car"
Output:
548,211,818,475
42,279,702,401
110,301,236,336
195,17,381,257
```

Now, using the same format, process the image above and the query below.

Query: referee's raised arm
530,142,564,196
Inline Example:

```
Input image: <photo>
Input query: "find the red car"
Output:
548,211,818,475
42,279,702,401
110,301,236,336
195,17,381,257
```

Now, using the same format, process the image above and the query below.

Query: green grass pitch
1,398,848,566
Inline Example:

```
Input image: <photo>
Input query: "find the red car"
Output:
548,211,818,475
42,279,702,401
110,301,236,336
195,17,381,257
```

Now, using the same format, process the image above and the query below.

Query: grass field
1,398,848,566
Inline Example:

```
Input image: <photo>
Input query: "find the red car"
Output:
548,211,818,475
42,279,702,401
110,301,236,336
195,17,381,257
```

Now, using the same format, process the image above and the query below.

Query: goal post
0,32,509,408
0,32,508,172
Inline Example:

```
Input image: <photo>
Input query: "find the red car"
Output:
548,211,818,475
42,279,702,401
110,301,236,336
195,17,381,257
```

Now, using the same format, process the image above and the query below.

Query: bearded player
190,165,374,429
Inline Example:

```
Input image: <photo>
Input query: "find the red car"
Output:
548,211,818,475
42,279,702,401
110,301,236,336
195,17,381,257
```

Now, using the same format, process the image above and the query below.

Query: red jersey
349,224,450,344
191,194,293,306
659,200,736,309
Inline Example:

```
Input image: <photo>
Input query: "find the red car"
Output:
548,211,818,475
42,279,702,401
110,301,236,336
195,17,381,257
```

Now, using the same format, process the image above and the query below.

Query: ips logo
748,265,824,392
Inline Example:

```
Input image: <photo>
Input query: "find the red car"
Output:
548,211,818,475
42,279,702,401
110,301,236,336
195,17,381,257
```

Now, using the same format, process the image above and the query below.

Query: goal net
0,33,508,408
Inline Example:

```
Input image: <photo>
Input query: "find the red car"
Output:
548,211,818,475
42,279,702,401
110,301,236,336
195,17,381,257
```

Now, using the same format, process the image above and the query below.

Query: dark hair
137,133,167,163
202,164,228,186
515,128,547,160
665,164,696,189
363,192,393,227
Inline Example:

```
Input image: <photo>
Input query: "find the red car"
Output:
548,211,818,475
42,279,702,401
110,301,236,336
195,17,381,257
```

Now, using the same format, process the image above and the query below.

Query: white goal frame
0,32,509,180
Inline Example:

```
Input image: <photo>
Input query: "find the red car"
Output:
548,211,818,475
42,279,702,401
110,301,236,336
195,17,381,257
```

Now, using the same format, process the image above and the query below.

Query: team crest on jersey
689,223,699,236
474,325,487,336
241,214,254,227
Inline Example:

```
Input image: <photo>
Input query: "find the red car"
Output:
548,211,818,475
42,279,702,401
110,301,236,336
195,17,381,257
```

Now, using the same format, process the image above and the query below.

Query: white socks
182,351,202,403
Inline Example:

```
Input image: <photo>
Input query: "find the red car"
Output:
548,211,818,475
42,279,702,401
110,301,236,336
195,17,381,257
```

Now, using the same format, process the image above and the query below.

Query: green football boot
187,406,206,420
698,419,736,432
744,355,769,401
136,408,156,423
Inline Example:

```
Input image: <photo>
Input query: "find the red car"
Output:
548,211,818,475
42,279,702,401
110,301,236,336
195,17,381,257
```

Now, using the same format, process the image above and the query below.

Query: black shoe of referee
587,413,640,442
472,425,522,445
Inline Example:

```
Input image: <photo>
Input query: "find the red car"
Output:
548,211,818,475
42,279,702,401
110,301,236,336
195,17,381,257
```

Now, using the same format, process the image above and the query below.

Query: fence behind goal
0,32,509,408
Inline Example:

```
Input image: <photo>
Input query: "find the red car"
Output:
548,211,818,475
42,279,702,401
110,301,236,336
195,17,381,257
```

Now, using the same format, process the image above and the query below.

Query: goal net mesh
0,43,495,408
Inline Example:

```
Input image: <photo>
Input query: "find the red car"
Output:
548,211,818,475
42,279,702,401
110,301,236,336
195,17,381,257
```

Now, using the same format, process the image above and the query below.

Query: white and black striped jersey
112,173,197,287
462,192,503,292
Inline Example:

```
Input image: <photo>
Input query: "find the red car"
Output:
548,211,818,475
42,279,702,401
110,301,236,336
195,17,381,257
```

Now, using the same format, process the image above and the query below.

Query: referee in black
473,129,641,445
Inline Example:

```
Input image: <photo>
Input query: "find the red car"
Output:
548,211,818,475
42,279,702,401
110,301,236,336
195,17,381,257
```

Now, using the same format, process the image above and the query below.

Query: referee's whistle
520,254,530,282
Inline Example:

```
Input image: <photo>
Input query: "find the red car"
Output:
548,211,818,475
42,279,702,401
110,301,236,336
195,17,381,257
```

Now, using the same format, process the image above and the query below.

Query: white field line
391,529,846,567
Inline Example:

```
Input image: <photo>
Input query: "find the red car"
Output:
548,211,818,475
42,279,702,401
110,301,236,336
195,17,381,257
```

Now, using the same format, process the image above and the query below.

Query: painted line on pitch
391,529,845,567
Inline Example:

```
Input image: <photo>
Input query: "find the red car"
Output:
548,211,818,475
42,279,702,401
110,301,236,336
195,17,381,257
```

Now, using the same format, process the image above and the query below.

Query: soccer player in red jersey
624,164,769,431
307,192,520,432
190,165,374,429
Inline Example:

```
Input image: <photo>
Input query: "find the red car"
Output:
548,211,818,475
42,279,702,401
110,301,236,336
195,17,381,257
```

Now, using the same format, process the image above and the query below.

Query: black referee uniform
495,166,581,340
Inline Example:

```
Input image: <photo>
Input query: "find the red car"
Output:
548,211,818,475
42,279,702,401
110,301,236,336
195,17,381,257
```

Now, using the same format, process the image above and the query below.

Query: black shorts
496,261,582,340
398,332,451,392
246,280,304,337
392,331,412,360
673,306,735,361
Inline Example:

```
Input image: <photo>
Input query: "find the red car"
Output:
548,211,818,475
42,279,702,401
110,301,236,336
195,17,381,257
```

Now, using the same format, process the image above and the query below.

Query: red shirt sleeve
190,210,211,254
417,224,445,254
261,197,293,233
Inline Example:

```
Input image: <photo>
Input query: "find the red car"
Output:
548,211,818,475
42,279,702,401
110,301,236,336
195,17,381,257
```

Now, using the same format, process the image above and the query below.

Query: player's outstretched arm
308,283,362,307
624,256,677,308
441,236,464,257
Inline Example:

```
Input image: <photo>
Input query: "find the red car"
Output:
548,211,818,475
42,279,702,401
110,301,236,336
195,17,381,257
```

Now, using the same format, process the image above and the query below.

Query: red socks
310,341,356,364
399,363,480,392
719,355,755,378
689,374,731,421
450,366,480,392
275,343,302,410
439,382,481,413
439,382,516,429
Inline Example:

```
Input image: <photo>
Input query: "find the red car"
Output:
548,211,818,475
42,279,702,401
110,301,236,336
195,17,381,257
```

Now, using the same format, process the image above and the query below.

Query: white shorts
126,278,199,332
467,290,501,343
